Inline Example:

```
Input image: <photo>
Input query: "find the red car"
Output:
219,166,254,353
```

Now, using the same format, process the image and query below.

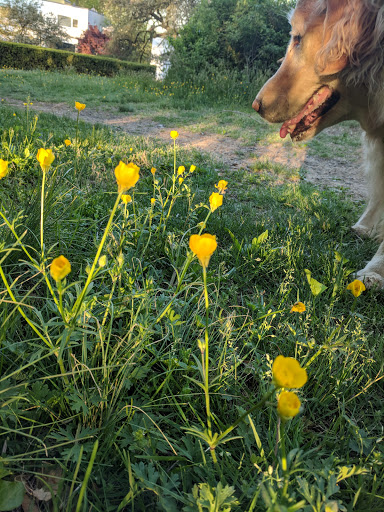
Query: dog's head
253,0,383,141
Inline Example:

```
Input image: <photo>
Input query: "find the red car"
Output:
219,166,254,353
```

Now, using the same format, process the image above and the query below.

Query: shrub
0,40,155,76
77,25,110,56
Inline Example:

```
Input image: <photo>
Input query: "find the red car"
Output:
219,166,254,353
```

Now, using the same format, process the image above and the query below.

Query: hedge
0,41,155,76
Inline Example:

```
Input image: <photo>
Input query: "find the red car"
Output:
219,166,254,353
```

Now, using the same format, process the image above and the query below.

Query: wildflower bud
75,101,86,111
0,159,9,179
115,161,140,193
50,256,71,282
117,253,124,267
290,301,306,313
277,391,301,419
209,192,223,212
189,233,217,269
346,279,366,297
197,339,205,353
36,148,55,173
98,255,107,267
272,355,307,389
215,180,228,194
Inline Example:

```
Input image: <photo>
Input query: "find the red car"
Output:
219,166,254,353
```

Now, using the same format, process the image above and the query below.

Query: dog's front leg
356,240,384,289
352,134,384,240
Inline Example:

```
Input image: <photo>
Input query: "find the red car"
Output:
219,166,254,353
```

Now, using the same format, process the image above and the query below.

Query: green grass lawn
0,69,383,511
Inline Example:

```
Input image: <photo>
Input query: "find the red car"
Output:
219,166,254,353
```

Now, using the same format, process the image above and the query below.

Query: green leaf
252,229,268,247
304,269,327,296
0,480,25,511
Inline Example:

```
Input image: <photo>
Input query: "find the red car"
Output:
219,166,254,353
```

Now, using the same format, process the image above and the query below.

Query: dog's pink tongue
280,125,289,139
279,86,332,139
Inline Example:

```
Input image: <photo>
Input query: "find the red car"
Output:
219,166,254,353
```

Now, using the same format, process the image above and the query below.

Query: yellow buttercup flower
272,355,307,389
346,279,366,297
179,177,184,185
50,255,71,281
215,180,228,194
190,165,196,173
114,161,140,193
121,194,132,204
75,101,86,111
0,159,9,179
209,192,223,212
151,198,156,205
64,139,71,146
277,391,301,419
290,301,306,313
170,130,179,140
151,167,156,175
189,233,217,269
36,148,55,172
177,166,185,176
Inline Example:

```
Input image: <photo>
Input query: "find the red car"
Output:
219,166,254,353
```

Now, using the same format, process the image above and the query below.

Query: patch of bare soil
5,98,367,201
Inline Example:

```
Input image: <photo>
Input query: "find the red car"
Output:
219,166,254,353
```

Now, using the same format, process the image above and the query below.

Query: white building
40,0,105,47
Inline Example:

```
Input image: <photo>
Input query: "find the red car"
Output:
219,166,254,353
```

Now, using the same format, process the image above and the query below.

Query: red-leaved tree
77,25,110,55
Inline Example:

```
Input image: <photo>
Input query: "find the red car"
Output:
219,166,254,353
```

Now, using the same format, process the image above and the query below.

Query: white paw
351,223,376,239
355,270,384,289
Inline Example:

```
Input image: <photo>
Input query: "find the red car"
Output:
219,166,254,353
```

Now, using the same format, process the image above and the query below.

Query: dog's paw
355,270,384,289
351,222,376,239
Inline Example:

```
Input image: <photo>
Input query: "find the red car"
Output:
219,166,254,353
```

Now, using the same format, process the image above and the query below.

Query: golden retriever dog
253,0,384,288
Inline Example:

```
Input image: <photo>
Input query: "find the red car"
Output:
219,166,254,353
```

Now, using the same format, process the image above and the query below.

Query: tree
167,0,293,77
101,0,199,61
0,0,67,48
77,25,110,55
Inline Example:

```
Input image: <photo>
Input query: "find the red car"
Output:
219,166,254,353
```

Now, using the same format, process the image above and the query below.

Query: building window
58,15,71,27
73,19,78,27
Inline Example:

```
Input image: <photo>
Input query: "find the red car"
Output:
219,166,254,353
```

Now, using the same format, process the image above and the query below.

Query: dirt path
6,98,367,201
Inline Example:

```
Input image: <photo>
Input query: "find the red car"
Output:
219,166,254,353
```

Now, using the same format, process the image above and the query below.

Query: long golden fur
253,0,384,288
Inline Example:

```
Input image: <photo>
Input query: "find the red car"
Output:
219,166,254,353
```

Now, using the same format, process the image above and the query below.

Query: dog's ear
317,0,348,75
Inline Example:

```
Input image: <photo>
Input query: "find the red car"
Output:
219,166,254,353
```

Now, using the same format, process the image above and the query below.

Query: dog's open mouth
279,86,340,140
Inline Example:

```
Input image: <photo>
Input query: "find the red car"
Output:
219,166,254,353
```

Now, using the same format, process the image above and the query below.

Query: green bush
0,40,155,76
168,0,293,79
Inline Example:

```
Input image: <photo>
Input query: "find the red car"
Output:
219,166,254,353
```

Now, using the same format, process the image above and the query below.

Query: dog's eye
293,35,302,47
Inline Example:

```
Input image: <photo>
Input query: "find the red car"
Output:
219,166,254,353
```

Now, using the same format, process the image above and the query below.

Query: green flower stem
40,169,46,261
202,265,218,465
43,272,60,312
71,190,123,322
132,192,137,233
280,419,289,497
75,110,80,173
57,279,65,319
202,267,212,427
173,138,176,194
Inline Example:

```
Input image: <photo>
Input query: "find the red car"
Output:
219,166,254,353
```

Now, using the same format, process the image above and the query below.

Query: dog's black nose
252,98,261,112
